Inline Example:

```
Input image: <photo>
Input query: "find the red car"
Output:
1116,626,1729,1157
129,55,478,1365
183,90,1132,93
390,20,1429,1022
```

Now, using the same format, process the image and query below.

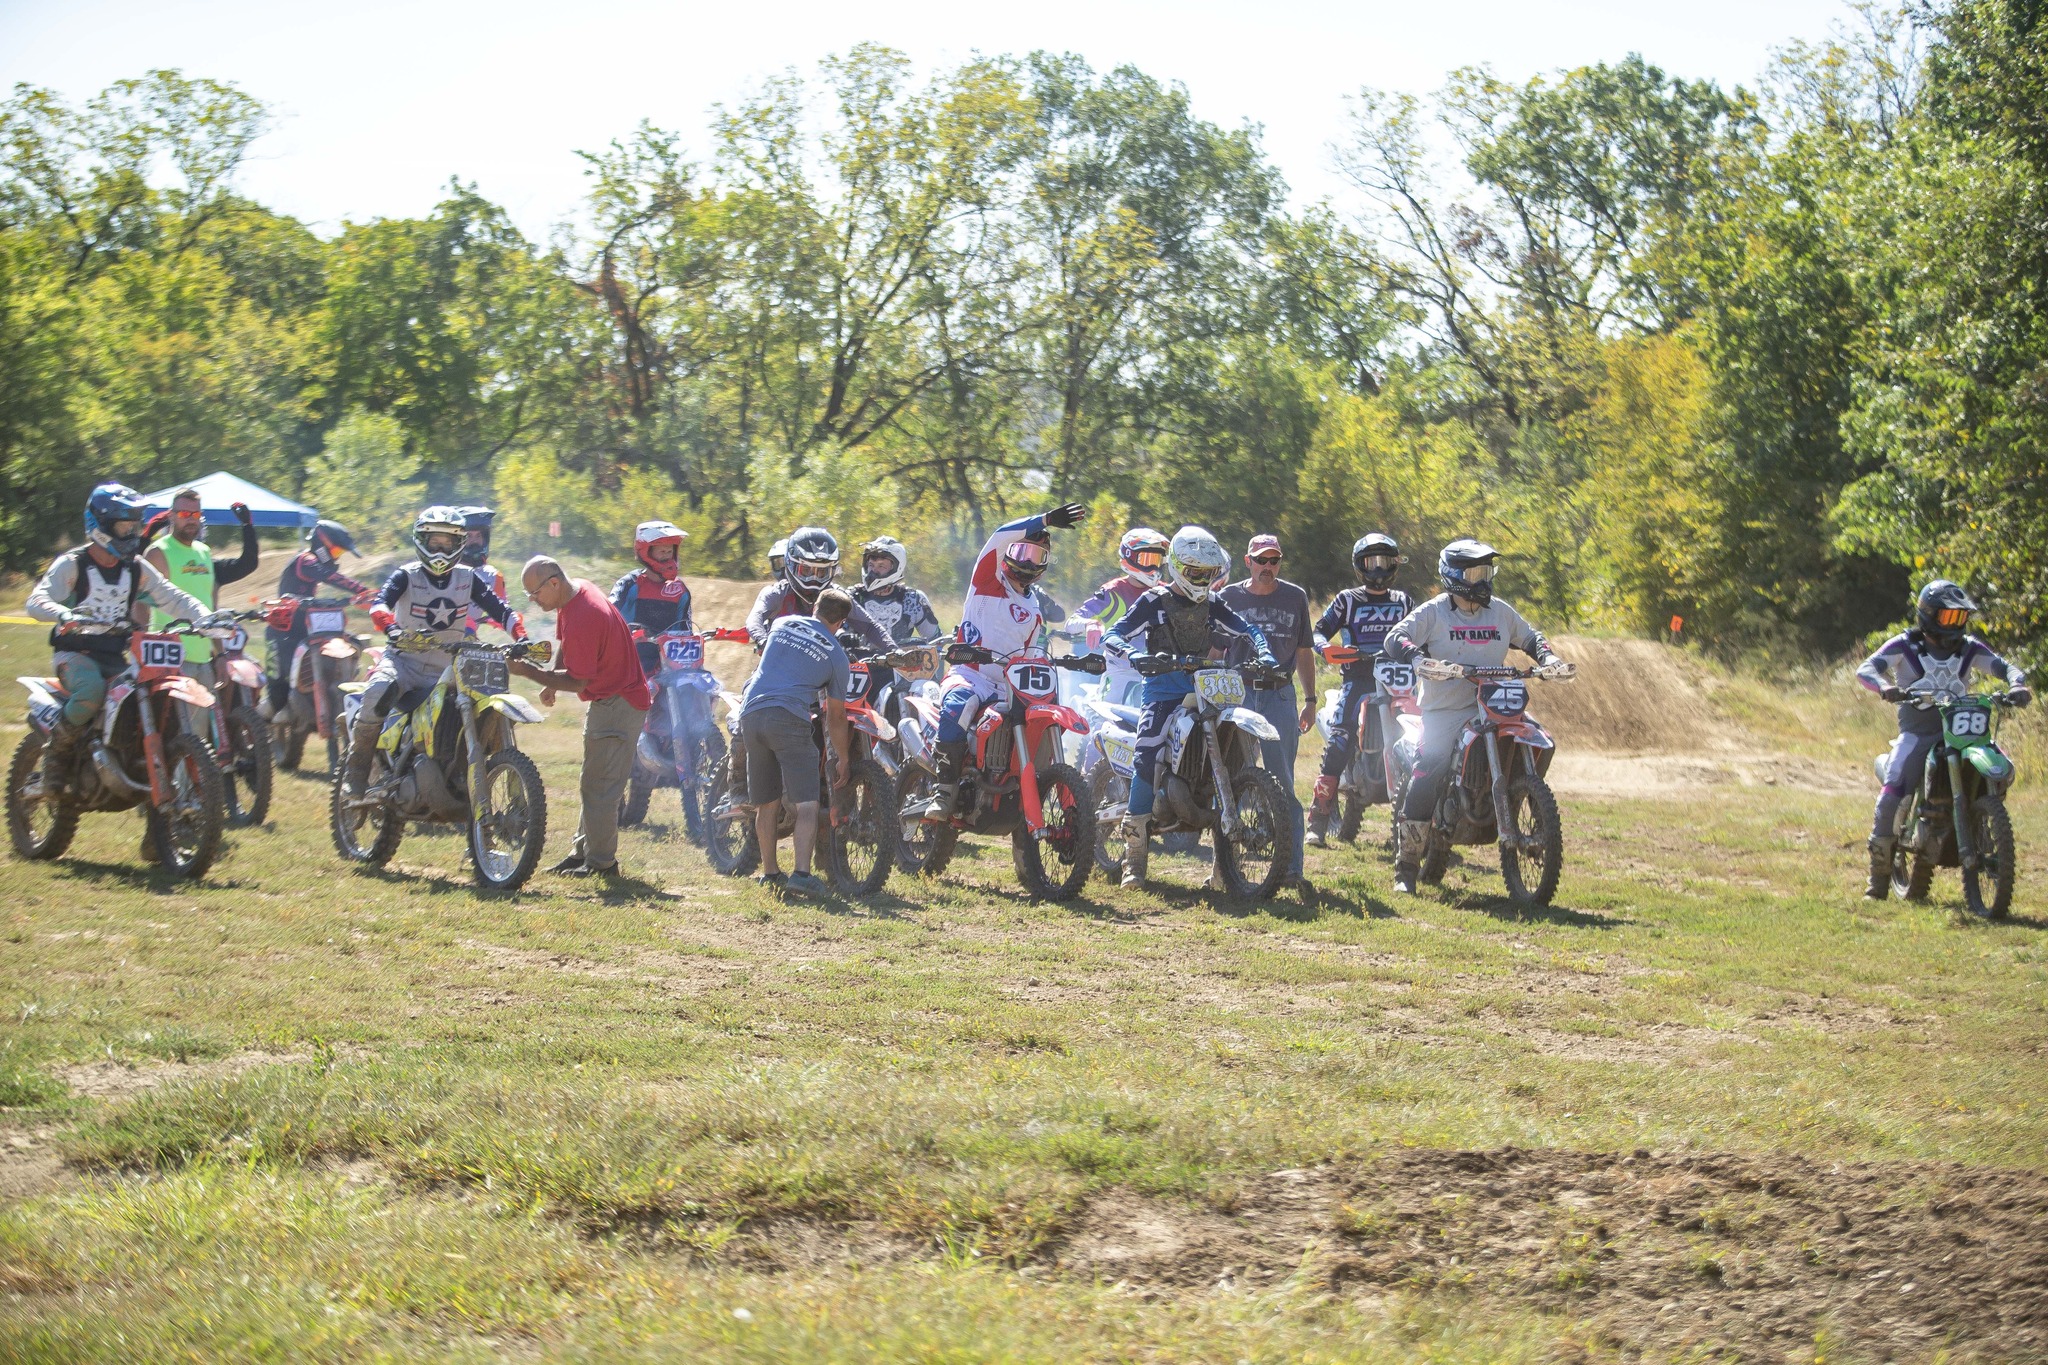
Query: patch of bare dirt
1049,1148,2048,1361
0,1125,68,1199
55,1049,315,1100
1550,752,1865,799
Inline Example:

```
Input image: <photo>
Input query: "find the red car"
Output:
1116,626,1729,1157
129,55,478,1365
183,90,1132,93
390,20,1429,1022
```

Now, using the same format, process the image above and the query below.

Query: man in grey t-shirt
738,588,856,897
1218,534,1319,884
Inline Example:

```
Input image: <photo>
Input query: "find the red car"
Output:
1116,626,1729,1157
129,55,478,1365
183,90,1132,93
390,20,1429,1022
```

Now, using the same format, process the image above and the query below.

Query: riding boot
39,719,85,800
1120,815,1150,888
912,740,966,821
1393,819,1429,894
1865,837,1894,900
342,717,380,797
1304,774,1339,847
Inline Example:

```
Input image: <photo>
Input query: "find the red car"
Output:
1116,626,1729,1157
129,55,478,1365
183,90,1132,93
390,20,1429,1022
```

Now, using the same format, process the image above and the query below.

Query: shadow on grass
1442,887,1629,929
49,857,253,894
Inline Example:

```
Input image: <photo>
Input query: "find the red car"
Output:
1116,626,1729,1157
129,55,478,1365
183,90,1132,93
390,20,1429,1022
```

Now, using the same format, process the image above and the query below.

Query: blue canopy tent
135,471,320,530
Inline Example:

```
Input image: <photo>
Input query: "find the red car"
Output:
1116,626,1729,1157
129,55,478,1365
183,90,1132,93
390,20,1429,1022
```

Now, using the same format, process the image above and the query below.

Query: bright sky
2,0,1856,240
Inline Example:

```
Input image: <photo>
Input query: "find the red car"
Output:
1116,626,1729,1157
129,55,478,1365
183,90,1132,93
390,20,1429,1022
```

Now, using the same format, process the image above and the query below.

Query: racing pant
1248,682,1305,878
1127,679,1194,819
1318,677,1380,778
1872,729,1939,842
1399,708,1470,823
934,667,1003,744
53,651,124,729
264,625,303,714
355,650,450,726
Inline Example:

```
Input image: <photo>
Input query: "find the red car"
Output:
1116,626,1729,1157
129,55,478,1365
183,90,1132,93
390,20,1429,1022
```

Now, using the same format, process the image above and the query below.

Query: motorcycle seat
384,685,434,718
1103,702,1142,727
29,677,66,698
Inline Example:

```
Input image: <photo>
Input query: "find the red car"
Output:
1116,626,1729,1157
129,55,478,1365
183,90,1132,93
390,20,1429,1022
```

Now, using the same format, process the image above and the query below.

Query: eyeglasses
1249,555,1282,566
172,507,204,520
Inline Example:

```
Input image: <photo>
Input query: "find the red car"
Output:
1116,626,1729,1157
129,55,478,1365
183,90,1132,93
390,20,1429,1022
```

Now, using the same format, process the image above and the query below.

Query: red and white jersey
465,563,507,633
954,517,1044,681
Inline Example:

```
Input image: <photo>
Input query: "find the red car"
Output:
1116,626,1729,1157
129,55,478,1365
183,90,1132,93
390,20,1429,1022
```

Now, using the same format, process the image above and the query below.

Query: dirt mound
1537,635,1725,755
684,577,771,689
1052,1147,2048,1361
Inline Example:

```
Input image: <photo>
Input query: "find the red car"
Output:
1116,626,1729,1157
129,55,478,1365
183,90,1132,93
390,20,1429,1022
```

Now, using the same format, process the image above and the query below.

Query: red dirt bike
1314,653,1422,844
1396,660,1571,906
265,593,372,774
7,618,236,878
188,608,275,827
909,643,1104,902
702,639,921,895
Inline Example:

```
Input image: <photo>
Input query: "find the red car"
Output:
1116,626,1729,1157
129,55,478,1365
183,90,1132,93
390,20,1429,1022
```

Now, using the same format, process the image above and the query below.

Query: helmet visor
792,558,837,591
1178,562,1225,590
1455,563,1496,584
1934,606,1971,630
420,530,462,557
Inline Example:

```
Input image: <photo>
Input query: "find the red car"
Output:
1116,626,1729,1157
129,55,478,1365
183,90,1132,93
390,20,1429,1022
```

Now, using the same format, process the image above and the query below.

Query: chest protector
626,570,691,634
54,549,141,659
394,564,478,647
1158,595,1216,656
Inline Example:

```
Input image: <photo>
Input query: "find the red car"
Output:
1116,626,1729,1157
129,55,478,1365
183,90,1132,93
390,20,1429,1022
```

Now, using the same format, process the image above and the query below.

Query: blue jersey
1105,587,1275,699
1313,587,1413,677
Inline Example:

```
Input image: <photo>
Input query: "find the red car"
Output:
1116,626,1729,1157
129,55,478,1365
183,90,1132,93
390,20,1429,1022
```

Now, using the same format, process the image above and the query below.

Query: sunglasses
172,507,204,520
1249,554,1283,566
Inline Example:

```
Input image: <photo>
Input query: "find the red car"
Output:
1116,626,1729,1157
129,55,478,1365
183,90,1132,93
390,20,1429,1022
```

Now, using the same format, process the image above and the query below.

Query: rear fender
17,677,63,733
319,638,358,660
850,705,896,742
226,657,264,690
479,692,544,725
1220,704,1278,741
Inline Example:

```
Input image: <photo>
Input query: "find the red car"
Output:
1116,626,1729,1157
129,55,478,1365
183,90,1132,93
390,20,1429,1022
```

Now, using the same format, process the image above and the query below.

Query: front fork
140,695,169,806
1484,731,1518,848
460,696,489,819
1948,751,1977,870
1208,724,1240,835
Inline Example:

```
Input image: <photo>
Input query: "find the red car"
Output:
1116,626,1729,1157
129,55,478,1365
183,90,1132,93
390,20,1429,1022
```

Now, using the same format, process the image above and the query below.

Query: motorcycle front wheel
618,774,653,829
826,756,897,895
1499,774,1563,907
1960,795,2015,920
1012,762,1094,902
1087,763,1131,880
7,732,77,862
703,750,760,877
1889,793,1934,901
1213,766,1293,901
222,706,274,827
148,733,225,879
470,748,548,891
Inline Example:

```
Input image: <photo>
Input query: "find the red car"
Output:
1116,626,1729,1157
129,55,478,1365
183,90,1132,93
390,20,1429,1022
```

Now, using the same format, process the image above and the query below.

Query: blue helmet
457,505,495,567
84,483,149,560
1438,538,1500,605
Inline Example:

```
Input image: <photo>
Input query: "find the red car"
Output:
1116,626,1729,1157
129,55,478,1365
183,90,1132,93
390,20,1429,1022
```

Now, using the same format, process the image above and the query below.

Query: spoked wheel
1889,793,1933,902
618,773,653,829
1338,787,1366,844
703,751,760,877
680,732,723,843
7,732,77,862
147,733,226,879
469,748,548,891
1214,767,1293,900
1088,763,1131,880
221,706,274,827
1960,796,2015,920
274,712,307,771
330,741,405,866
1012,762,1093,901
826,756,897,895
1499,774,1563,907
896,766,943,875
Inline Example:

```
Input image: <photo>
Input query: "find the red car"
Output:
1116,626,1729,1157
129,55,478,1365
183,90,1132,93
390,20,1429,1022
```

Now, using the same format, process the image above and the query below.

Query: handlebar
1128,652,1280,683
387,630,552,665
1415,658,1575,683
945,642,1106,674
1902,685,2021,709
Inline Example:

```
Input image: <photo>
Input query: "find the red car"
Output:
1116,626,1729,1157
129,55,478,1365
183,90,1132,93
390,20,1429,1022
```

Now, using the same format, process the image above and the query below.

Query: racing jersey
951,515,1051,682
851,584,942,645
372,563,514,670
1102,587,1276,699
1857,631,2026,735
1380,594,1554,713
1312,587,1414,679
612,569,695,675
1070,576,1152,694
464,562,523,638
276,549,368,604
746,583,890,655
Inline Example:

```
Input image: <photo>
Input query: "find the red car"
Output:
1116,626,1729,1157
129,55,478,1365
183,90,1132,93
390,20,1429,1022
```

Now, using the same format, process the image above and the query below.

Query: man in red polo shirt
510,555,652,878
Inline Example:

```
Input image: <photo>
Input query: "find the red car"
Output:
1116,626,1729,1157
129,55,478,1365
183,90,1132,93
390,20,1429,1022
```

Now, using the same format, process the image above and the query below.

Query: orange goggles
1935,607,1971,629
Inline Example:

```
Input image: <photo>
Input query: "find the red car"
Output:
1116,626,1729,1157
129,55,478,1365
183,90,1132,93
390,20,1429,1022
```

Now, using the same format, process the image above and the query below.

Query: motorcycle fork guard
1947,752,1978,871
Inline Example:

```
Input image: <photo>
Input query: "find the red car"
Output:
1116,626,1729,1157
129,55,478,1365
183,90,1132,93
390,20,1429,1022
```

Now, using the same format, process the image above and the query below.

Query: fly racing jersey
1857,631,2025,735
745,583,890,654
374,562,512,669
1103,587,1276,700
27,548,210,662
612,569,696,674
851,584,942,645
1312,587,1414,678
1380,593,1555,713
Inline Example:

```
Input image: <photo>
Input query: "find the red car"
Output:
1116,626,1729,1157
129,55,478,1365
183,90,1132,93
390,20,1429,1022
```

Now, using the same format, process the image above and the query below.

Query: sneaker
1303,828,1326,849
557,861,620,879
549,854,587,875
753,870,787,889
783,871,829,899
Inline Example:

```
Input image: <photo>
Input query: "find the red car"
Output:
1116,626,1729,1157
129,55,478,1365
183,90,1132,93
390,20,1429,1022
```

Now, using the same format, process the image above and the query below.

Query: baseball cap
1246,534,1282,559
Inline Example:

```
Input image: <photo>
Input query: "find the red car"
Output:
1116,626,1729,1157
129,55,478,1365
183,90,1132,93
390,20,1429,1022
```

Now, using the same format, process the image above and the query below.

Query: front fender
1966,742,2014,790
226,658,265,690
1026,702,1088,736
1220,705,1279,741
850,706,897,742
480,693,545,724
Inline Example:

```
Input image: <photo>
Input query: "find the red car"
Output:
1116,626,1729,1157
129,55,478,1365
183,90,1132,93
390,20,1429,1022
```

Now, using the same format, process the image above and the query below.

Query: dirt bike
331,632,553,891
267,594,370,774
1092,654,1295,899
190,609,274,827
702,639,918,895
619,625,751,838
8,617,236,878
1397,660,1570,906
1315,655,1421,844
904,643,1103,901
1876,681,2020,918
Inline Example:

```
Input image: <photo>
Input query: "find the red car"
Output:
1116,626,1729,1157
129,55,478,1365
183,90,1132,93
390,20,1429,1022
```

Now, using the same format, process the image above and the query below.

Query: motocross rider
1067,528,1169,709
850,536,943,649
457,506,524,638
341,507,525,798
1379,539,1573,895
1303,533,1415,846
768,539,788,579
266,518,370,718
1102,526,1277,888
613,521,695,676
1855,580,2031,898
25,484,212,798
909,503,1091,819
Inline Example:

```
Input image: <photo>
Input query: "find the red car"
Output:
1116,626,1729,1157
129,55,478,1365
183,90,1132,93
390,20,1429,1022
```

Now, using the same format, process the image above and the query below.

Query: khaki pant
570,693,647,868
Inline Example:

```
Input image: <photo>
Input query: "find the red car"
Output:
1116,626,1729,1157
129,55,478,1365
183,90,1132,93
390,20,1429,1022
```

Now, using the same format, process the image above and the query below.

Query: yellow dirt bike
330,631,553,891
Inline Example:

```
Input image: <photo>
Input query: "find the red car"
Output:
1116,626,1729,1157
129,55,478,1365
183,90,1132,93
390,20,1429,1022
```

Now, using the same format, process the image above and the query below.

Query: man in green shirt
144,487,260,705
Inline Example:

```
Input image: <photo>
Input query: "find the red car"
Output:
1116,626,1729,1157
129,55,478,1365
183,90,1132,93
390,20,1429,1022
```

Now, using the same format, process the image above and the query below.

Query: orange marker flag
1669,615,1684,635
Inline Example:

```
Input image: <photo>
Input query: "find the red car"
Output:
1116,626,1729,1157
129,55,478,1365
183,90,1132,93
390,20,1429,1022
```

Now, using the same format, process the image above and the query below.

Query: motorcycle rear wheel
1214,767,1293,901
222,706,274,827
826,757,897,895
896,767,943,875
147,733,225,879
1960,796,2015,920
7,732,77,862
1012,762,1093,902
330,745,405,866
470,748,547,891
1087,763,1131,879
618,775,653,829
1499,774,1563,907
703,751,760,877
1338,787,1366,844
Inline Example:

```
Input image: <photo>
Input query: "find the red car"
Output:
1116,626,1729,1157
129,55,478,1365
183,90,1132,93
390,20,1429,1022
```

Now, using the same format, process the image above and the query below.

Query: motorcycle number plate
1375,661,1415,694
29,699,60,731
224,625,248,653
1194,669,1244,707
1103,732,1136,770
1945,701,1992,740
1481,681,1528,717
1006,661,1057,697
136,635,183,671
307,609,346,636
661,635,704,667
458,654,509,695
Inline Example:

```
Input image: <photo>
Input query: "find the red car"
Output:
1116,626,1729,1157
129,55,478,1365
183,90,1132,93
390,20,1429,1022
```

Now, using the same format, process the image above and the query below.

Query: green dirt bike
331,632,554,891
1878,682,2021,919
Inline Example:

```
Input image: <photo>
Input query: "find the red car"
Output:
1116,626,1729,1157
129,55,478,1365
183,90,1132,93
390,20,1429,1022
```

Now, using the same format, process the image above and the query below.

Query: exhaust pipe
90,743,149,795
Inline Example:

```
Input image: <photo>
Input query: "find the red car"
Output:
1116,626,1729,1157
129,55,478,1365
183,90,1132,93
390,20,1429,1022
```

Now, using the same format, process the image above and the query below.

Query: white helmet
1164,526,1229,602
412,505,467,577
861,536,907,592
768,538,788,575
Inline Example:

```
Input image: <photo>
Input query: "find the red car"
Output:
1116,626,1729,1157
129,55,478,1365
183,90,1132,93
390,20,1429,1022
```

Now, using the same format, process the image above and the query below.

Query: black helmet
306,518,357,563
1353,532,1403,588
782,526,840,602
457,505,495,567
1438,538,1500,606
1916,580,1976,648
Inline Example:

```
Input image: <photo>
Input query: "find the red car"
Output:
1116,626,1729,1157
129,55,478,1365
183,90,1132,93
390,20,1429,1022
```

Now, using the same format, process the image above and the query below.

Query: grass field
1,606,2044,1363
